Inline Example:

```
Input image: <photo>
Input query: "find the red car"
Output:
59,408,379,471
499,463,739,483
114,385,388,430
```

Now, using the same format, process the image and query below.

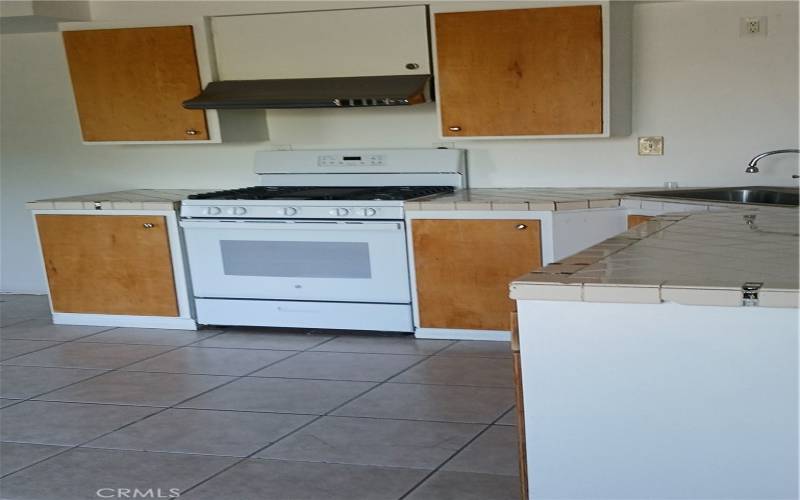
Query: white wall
1,1,798,293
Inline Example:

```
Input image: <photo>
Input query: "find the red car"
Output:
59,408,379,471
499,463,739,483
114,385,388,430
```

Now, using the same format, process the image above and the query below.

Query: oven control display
318,154,385,167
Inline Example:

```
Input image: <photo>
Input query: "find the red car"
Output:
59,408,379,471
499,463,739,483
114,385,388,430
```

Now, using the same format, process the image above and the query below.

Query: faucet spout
746,149,800,173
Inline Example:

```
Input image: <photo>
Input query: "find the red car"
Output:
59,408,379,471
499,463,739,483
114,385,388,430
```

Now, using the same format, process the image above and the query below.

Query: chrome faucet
745,149,800,175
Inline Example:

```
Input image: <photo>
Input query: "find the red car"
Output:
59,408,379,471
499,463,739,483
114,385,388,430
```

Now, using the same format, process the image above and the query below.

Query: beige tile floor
0,295,520,500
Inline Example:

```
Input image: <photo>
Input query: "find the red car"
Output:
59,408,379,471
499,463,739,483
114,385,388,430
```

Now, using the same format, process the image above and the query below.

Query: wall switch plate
740,16,767,37
638,136,664,156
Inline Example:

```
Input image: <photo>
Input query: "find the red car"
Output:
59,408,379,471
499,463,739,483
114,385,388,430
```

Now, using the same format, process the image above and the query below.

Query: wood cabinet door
412,219,542,331
627,215,654,229
62,26,208,142
435,5,603,137
36,215,179,316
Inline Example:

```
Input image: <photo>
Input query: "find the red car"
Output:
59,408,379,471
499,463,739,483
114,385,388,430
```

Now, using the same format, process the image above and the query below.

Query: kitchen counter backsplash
511,207,799,308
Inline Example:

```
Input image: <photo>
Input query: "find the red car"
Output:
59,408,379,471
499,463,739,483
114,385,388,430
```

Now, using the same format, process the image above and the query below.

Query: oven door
181,219,411,303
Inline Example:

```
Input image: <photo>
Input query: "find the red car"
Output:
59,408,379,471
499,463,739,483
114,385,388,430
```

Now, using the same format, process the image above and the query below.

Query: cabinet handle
516,224,527,230
405,63,420,70
448,126,462,132
143,223,155,228
185,128,199,135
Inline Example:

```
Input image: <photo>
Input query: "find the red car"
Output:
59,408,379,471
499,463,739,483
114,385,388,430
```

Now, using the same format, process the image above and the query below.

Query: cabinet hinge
93,201,102,210
742,282,763,306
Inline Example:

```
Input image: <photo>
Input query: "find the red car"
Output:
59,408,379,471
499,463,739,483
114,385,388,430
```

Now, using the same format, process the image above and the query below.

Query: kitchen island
405,187,716,341
510,207,799,499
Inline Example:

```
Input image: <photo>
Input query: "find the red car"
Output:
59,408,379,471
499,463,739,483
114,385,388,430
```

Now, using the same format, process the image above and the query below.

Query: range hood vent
183,74,430,110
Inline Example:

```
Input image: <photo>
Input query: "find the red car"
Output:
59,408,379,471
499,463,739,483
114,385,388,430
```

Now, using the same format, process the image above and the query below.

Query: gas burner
188,185,454,201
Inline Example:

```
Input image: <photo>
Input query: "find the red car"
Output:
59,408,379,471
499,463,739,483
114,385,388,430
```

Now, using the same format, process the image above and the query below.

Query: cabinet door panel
435,5,603,136
412,219,542,331
63,26,208,142
36,215,179,316
212,6,430,80
627,215,654,229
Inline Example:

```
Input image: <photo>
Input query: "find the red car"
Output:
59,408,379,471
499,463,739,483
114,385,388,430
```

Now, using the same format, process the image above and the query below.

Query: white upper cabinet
211,5,430,80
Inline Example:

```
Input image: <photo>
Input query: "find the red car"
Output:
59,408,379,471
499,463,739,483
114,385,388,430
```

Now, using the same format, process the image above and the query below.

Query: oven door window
181,220,410,303
220,240,371,279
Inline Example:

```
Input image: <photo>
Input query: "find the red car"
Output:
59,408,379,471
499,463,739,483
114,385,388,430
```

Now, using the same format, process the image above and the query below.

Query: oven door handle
179,220,404,232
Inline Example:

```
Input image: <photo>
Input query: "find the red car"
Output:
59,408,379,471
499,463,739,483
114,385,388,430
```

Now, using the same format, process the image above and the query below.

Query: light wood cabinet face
62,26,208,142
35,215,179,317
435,5,603,137
627,215,654,229
412,219,542,331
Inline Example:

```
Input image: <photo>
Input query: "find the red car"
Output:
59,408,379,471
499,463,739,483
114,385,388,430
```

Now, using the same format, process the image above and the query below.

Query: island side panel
516,300,798,500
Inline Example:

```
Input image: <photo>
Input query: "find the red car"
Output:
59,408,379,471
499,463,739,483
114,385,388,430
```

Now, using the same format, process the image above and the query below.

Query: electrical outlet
740,16,767,37
638,136,664,156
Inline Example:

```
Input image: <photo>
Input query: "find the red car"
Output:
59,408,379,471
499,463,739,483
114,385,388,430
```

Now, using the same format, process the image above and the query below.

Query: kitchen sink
624,186,799,207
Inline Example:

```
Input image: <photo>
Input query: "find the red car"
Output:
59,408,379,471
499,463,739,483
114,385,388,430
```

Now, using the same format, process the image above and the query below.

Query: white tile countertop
407,186,799,213
25,189,205,210
511,207,799,307
25,186,752,212
405,187,639,211
30,187,647,212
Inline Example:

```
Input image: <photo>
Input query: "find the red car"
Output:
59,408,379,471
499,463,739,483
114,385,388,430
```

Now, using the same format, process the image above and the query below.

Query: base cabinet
627,214,654,228
411,219,542,331
35,214,179,316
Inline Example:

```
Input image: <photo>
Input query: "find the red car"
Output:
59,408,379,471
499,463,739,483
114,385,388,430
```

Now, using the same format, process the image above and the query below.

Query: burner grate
188,186,454,201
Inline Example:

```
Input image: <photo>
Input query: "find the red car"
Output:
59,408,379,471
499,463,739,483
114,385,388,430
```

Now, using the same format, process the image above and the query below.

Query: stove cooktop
188,185,455,201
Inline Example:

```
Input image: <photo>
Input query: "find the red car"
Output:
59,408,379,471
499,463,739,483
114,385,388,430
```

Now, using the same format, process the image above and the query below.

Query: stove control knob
283,207,298,216
232,207,247,216
206,206,222,216
333,208,350,217
363,208,378,217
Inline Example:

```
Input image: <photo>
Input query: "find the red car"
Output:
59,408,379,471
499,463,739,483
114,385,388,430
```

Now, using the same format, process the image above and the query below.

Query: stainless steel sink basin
625,186,799,207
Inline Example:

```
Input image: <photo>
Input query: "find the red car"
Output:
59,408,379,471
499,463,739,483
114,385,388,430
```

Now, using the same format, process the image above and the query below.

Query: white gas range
180,149,465,332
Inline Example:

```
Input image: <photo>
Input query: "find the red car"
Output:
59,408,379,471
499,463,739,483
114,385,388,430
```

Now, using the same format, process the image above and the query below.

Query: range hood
183,74,430,110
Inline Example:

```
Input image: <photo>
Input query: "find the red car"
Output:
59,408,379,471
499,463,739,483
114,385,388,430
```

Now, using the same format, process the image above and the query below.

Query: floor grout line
1,309,519,499
0,326,261,479
0,328,343,482
397,403,517,500
173,346,443,498
0,340,70,363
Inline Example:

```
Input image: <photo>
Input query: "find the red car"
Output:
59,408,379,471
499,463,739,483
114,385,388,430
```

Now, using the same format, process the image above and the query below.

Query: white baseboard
414,328,510,341
52,313,197,330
